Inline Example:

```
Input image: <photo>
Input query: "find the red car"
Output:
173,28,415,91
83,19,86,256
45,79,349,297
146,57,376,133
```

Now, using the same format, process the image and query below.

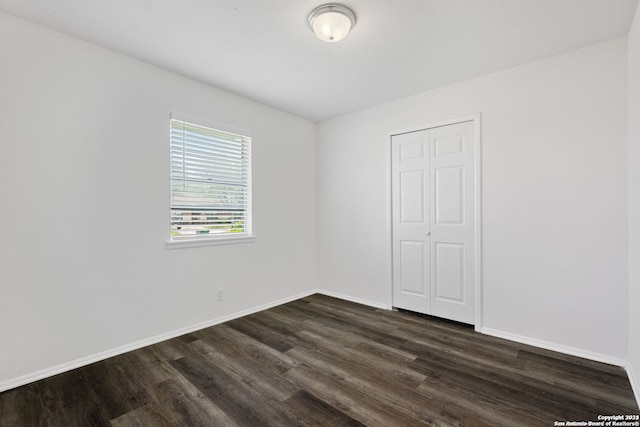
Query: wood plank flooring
1,294,638,426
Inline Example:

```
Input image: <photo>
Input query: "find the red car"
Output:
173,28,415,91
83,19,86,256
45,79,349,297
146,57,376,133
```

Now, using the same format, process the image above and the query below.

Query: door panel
400,139,425,161
400,170,426,223
434,134,464,157
399,240,427,295
434,242,465,303
434,166,464,225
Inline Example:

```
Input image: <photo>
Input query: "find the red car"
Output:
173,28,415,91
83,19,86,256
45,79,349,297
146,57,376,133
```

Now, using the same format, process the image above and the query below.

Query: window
168,116,253,247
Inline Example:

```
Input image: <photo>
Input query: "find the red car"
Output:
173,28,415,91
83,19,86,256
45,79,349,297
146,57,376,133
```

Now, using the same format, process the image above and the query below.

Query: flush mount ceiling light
307,3,356,43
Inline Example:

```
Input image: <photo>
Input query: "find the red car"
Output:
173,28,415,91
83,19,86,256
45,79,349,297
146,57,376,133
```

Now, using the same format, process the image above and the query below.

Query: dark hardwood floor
1,294,638,426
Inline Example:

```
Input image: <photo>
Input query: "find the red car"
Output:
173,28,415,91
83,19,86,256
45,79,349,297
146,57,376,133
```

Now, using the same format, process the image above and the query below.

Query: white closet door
391,120,477,325
391,130,430,313
428,121,475,324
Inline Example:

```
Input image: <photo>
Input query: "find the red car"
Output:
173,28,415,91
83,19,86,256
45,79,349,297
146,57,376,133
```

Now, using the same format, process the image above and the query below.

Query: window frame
166,113,255,250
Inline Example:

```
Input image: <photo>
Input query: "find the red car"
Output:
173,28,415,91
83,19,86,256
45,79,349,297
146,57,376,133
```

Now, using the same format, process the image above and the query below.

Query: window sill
166,235,256,250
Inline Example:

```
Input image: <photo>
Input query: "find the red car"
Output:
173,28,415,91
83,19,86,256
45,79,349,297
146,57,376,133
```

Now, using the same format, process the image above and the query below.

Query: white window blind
170,118,252,241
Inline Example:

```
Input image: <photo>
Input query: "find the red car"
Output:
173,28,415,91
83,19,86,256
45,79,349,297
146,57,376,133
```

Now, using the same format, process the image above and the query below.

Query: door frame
387,113,483,330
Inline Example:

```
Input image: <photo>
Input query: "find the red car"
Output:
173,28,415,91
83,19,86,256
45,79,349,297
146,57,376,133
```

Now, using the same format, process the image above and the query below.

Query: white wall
628,2,640,403
0,12,317,390
317,38,629,362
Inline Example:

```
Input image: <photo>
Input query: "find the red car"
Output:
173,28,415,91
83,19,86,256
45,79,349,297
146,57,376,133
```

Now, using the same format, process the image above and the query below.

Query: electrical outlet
216,289,224,302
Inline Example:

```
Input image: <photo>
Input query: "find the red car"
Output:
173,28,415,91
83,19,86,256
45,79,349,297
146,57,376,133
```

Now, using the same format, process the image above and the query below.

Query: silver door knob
425,232,431,236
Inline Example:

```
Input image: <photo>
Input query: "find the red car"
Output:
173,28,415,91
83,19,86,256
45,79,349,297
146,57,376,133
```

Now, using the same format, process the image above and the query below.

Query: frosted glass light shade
308,4,356,43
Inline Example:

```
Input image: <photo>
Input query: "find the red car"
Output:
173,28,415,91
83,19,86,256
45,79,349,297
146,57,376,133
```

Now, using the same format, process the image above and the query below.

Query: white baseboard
480,327,628,368
316,289,390,310
628,365,640,410
0,289,317,393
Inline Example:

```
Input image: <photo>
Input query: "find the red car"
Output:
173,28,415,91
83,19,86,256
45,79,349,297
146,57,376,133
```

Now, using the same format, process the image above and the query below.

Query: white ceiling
0,0,638,121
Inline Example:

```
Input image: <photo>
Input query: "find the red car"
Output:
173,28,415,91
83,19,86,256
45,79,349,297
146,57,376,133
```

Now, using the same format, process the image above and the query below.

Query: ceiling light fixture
307,3,356,43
